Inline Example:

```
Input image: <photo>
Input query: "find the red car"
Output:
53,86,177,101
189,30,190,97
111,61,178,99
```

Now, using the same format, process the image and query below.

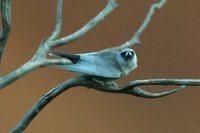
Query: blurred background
1,0,200,132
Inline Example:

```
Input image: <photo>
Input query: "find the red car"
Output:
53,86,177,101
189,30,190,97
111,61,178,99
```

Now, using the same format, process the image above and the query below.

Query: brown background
1,0,200,132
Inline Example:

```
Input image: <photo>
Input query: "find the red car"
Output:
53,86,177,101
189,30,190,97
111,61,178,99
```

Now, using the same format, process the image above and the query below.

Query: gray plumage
49,48,137,80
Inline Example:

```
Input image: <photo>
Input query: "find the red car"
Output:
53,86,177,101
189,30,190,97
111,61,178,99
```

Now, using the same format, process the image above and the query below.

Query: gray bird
49,48,137,83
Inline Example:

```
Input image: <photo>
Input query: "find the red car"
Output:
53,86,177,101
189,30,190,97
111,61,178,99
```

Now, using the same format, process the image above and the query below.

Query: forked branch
0,0,117,89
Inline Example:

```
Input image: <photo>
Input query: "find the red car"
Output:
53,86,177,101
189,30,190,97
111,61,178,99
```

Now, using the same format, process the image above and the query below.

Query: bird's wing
54,51,122,78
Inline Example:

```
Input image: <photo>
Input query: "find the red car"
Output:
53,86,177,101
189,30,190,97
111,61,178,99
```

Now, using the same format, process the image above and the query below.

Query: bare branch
0,0,117,90
0,60,42,89
11,77,195,132
48,0,62,40
127,78,200,87
0,0,12,62
106,0,167,51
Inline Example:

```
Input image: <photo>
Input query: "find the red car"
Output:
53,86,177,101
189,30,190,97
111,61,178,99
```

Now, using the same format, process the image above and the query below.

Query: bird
49,48,137,85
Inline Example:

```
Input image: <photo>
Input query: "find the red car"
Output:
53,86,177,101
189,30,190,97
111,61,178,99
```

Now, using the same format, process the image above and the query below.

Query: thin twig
48,0,63,40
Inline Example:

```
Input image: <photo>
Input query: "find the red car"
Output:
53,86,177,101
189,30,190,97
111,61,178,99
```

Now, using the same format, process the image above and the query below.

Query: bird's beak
125,51,133,57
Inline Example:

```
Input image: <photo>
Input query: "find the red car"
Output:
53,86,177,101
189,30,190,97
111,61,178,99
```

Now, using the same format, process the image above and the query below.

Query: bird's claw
91,78,118,87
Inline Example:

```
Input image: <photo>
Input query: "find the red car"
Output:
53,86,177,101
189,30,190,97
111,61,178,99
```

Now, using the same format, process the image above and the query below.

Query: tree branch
0,0,12,62
11,76,199,132
48,0,62,40
0,58,71,89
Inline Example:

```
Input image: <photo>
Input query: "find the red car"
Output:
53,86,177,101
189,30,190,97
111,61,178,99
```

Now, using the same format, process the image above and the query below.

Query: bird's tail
49,51,80,64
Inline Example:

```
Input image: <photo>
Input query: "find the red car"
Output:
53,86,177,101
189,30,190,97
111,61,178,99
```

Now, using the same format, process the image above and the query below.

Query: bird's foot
91,78,118,87
105,81,118,87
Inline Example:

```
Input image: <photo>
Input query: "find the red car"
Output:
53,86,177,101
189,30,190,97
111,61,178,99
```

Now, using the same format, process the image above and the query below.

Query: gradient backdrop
1,0,200,132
